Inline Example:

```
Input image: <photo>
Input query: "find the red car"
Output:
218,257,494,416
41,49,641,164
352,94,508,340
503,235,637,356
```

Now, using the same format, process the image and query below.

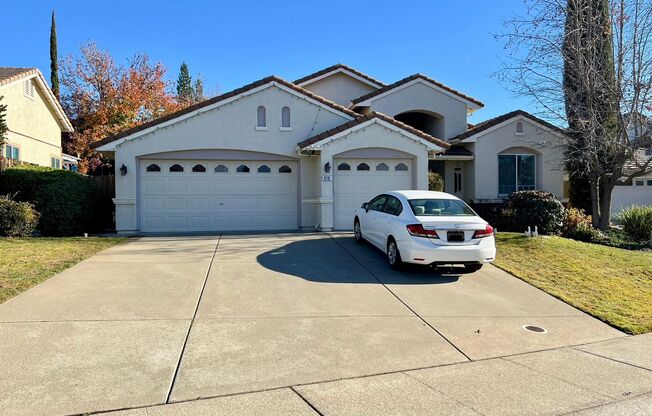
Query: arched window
337,162,351,171
281,106,291,128
357,163,370,171
170,164,184,172
215,164,228,173
236,164,250,173
192,164,206,172
257,106,266,128
146,164,160,172
516,121,524,134
279,165,292,173
258,165,271,173
376,163,389,171
395,163,408,171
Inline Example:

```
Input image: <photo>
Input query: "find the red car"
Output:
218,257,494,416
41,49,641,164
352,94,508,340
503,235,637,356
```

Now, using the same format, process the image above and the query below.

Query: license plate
447,231,465,242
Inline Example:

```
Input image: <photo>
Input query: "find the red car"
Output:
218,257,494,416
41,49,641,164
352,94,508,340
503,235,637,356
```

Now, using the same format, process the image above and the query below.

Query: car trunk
416,216,487,245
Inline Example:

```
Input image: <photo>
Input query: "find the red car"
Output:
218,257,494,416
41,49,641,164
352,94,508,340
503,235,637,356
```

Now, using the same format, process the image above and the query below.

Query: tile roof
293,64,386,87
0,67,38,87
350,73,484,107
297,111,450,150
92,75,359,149
451,110,566,142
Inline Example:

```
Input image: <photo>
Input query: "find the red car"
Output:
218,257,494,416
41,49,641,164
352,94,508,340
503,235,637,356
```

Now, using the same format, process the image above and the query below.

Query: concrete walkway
0,233,649,415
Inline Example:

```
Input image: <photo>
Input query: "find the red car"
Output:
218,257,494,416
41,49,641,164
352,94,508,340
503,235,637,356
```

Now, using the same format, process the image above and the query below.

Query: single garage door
139,159,298,232
333,158,413,230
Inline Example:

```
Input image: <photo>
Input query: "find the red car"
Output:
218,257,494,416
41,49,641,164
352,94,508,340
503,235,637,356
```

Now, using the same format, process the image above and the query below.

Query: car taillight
406,224,439,239
473,224,494,238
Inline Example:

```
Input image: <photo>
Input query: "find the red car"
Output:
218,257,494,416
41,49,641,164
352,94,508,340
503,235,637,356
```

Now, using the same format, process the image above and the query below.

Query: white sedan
353,190,496,271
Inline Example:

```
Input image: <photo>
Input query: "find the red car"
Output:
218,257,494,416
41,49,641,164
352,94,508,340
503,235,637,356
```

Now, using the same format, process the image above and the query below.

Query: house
93,64,567,233
0,67,73,168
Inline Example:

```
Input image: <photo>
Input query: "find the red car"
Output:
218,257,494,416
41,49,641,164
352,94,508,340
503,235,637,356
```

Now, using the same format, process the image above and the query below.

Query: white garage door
139,159,298,232
333,159,413,230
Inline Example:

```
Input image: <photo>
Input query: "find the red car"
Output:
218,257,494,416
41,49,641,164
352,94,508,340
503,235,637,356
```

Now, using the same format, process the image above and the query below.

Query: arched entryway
395,110,445,139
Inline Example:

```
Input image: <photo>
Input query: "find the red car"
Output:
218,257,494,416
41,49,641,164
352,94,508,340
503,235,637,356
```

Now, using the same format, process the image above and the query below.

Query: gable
299,72,379,107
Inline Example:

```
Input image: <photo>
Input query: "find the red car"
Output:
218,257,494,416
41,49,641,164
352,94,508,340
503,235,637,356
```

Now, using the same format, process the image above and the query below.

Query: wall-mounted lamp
324,162,331,173
119,164,128,176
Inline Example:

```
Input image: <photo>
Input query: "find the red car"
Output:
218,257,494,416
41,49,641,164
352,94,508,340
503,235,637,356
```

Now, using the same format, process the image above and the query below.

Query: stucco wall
1,78,62,166
365,81,468,140
300,72,378,107
471,118,565,200
611,183,652,214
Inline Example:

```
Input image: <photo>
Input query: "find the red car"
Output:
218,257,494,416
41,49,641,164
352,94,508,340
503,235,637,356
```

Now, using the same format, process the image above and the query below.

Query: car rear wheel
464,264,483,273
353,220,364,243
387,239,403,269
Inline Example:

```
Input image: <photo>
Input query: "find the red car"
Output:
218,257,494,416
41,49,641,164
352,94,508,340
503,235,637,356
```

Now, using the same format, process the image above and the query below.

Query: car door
377,196,404,244
365,194,390,247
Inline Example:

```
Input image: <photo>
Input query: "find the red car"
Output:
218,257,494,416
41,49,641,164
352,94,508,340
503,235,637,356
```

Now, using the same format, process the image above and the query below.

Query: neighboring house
94,64,566,233
611,147,652,214
0,67,73,168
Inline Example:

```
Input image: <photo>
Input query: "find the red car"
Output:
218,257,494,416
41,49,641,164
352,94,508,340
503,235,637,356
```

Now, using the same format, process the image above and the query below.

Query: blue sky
1,0,534,124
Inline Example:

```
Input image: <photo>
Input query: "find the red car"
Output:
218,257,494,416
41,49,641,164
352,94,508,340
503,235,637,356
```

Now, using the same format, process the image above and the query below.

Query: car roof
387,190,461,200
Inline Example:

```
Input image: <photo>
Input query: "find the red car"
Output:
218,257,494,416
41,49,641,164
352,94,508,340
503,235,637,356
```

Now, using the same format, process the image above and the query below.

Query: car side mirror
361,202,369,212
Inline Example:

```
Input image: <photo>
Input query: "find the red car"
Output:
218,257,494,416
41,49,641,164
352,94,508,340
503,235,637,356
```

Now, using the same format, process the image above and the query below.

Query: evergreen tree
50,10,60,101
193,78,204,102
0,96,8,147
176,62,194,103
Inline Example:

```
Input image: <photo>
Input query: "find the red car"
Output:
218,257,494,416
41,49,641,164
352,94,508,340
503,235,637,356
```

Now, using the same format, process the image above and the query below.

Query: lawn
0,237,125,304
494,233,652,335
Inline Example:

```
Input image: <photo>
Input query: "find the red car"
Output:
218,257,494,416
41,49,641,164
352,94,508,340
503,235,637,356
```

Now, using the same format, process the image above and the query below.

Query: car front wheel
353,220,364,243
387,239,403,269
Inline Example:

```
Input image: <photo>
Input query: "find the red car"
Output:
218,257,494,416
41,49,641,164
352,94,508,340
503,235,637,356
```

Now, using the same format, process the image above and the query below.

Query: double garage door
139,159,298,232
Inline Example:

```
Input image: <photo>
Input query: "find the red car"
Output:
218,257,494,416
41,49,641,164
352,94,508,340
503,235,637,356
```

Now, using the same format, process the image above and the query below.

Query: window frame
256,105,267,130
4,144,20,161
50,156,61,169
395,162,409,171
169,164,184,173
280,106,291,130
356,162,370,171
236,164,251,173
376,162,389,171
257,164,271,173
337,162,351,171
215,164,229,173
515,121,524,136
279,165,292,173
192,164,206,173
498,153,536,196
146,163,161,172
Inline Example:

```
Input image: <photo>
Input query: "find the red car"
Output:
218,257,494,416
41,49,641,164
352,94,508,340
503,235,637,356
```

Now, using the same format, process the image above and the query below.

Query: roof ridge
451,109,565,141
0,67,39,87
293,64,386,87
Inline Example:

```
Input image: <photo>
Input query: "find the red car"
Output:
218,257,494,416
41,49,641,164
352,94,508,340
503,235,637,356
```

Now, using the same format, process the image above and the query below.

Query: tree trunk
589,179,601,228
598,180,614,230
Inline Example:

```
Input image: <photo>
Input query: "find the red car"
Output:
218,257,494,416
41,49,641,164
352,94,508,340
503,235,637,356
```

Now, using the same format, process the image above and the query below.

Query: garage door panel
143,180,164,193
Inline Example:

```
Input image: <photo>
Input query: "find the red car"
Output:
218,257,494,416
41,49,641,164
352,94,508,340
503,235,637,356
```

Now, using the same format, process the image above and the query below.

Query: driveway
1,233,650,416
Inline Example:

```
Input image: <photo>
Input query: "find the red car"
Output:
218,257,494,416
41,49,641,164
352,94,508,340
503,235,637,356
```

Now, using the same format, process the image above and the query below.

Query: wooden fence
91,175,116,200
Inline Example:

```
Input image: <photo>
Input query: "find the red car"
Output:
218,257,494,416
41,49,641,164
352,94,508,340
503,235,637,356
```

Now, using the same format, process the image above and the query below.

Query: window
4,145,19,161
146,164,161,172
281,106,291,128
257,106,267,128
258,165,271,173
395,163,408,171
170,164,184,172
454,169,462,193
645,148,652,156
215,164,228,173
647,179,652,186
236,164,250,173
515,121,524,135
50,157,61,169
357,162,370,171
279,165,292,173
635,179,645,186
368,195,389,212
337,162,351,171
408,198,477,217
384,196,403,216
23,79,34,99
376,163,389,171
499,154,536,195
192,164,206,172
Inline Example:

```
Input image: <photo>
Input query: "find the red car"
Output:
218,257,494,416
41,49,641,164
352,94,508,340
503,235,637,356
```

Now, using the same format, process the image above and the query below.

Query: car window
408,198,476,216
368,195,389,212
384,197,403,216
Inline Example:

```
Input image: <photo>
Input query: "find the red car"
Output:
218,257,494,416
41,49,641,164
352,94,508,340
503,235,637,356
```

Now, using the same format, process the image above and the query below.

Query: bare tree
497,0,652,229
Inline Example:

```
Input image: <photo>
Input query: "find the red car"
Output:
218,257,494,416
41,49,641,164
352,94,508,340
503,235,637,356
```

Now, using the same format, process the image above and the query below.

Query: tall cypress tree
0,96,8,147
176,62,194,103
50,10,60,101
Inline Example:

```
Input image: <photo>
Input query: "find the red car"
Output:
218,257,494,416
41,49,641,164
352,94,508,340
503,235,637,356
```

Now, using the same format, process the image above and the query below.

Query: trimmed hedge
0,195,39,236
507,190,565,235
0,166,111,236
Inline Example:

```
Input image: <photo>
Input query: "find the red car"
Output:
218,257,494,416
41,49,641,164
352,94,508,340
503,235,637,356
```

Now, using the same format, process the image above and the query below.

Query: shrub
616,205,652,242
0,194,39,237
561,207,605,243
428,171,444,191
0,166,110,236
508,190,565,235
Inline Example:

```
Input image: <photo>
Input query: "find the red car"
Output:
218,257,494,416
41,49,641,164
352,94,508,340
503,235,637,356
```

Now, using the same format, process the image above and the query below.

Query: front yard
494,233,652,335
0,237,125,304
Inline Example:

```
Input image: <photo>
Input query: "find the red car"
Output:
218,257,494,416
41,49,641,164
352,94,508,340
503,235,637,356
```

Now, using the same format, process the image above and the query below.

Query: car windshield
408,198,476,216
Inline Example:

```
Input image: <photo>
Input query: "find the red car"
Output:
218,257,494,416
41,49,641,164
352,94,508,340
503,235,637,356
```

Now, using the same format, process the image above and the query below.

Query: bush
561,207,605,243
616,205,652,242
508,190,565,235
0,166,110,236
428,171,444,191
0,194,39,237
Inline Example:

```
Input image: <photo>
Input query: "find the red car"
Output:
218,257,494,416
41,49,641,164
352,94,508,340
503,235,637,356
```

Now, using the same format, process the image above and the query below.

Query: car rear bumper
398,236,496,265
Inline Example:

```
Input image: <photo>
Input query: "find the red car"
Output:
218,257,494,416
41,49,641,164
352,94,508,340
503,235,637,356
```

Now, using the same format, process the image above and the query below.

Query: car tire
464,264,483,273
387,238,403,270
353,219,364,243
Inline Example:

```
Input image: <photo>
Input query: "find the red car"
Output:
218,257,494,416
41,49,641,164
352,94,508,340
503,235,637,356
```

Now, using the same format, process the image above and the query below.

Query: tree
60,42,179,173
0,96,7,147
50,10,59,101
498,0,652,229
176,62,194,103
194,77,205,102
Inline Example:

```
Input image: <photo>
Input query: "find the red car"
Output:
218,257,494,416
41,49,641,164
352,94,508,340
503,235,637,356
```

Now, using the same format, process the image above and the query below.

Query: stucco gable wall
472,118,565,200
365,81,468,140
300,72,378,107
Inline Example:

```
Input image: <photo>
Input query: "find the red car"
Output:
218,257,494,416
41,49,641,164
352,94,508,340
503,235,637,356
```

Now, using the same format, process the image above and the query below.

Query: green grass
0,237,125,304
494,233,652,335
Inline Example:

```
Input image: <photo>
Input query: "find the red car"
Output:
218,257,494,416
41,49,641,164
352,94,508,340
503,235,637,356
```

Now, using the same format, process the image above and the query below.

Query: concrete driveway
1,233,650,416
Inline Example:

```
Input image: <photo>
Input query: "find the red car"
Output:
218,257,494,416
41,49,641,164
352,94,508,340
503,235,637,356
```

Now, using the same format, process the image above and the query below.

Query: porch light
119,164,128,176
324,162,331,173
